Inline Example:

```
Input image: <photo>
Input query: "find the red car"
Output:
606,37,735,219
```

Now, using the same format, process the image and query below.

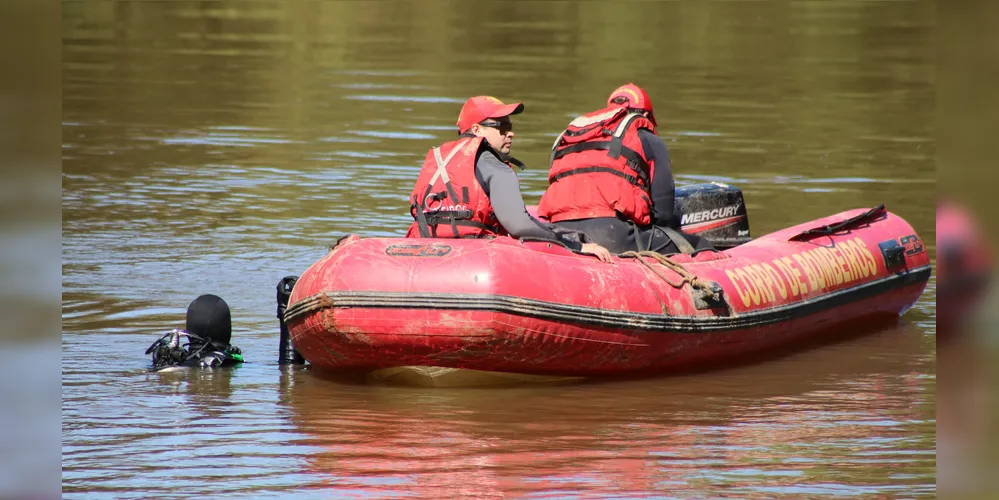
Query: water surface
63,1,935,497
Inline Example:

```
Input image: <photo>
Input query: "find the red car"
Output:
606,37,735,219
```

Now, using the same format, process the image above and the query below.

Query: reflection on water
286,327,934,498
63,0,935,497
61,326,933,498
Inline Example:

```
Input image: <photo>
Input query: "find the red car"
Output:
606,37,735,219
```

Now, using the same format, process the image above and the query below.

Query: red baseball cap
456,96,524,134
607,83,657,127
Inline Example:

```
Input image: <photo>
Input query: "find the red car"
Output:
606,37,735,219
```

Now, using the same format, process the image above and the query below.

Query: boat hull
286,206,930,376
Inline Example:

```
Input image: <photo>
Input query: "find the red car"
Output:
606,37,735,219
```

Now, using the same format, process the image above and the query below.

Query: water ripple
61,0,936,497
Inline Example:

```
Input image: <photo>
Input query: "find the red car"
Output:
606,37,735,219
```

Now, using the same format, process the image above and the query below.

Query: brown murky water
62,1,936,497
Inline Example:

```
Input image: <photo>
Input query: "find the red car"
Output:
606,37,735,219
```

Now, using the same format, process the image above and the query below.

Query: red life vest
537,106,656,225
406,136,509,239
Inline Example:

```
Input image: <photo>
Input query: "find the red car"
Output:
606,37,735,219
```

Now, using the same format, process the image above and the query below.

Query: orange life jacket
537,106,656,225
406,136,509,238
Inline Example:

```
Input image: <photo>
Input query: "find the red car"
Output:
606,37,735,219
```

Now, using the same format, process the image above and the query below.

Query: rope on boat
619,250,721,302
283,242,725,322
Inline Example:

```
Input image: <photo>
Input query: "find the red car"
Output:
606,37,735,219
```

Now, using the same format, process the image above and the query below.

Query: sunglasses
479,120,513,135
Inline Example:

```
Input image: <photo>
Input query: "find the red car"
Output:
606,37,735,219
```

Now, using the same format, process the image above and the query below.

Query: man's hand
581,243,614,263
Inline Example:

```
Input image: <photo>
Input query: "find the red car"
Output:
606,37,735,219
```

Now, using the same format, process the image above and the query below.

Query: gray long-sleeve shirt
473,150,584,251
638,128,677,228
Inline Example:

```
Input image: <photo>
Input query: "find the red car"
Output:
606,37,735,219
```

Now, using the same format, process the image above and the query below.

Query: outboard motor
673,182,751,250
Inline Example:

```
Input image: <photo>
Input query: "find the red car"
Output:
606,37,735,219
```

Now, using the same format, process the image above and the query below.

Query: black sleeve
475,152,584,251
639,128,677,228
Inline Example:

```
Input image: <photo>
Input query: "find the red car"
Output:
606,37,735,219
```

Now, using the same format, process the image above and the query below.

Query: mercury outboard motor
673,182,751,250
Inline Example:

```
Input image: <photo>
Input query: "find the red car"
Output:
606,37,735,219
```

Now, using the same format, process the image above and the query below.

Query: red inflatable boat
285,184,930,377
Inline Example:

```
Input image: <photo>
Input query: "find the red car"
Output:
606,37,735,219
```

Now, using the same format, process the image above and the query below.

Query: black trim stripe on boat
284,265,931,333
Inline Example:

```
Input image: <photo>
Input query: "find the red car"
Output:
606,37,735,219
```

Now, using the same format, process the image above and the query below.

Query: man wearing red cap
406,96,613,262
537,84,711,255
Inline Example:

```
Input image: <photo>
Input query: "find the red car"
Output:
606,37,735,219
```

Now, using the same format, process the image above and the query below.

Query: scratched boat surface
286,206,930,375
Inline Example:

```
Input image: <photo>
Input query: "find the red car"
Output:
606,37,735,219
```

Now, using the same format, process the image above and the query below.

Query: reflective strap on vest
608,112,645,160
413,204,501,238
413,139,472,237
550,165,643,188
412,190,449,238
425,209,474,221
428,216,501,238
411,199,433,238
551,141,651,186
428,139,470,204
548,166,655,218
549,131,566,166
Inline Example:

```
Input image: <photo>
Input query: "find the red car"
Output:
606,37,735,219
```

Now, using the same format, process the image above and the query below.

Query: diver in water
145,294,245,370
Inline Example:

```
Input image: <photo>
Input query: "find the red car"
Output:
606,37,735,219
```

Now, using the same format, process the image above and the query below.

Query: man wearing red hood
538,84,711,255
406,96,613,262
